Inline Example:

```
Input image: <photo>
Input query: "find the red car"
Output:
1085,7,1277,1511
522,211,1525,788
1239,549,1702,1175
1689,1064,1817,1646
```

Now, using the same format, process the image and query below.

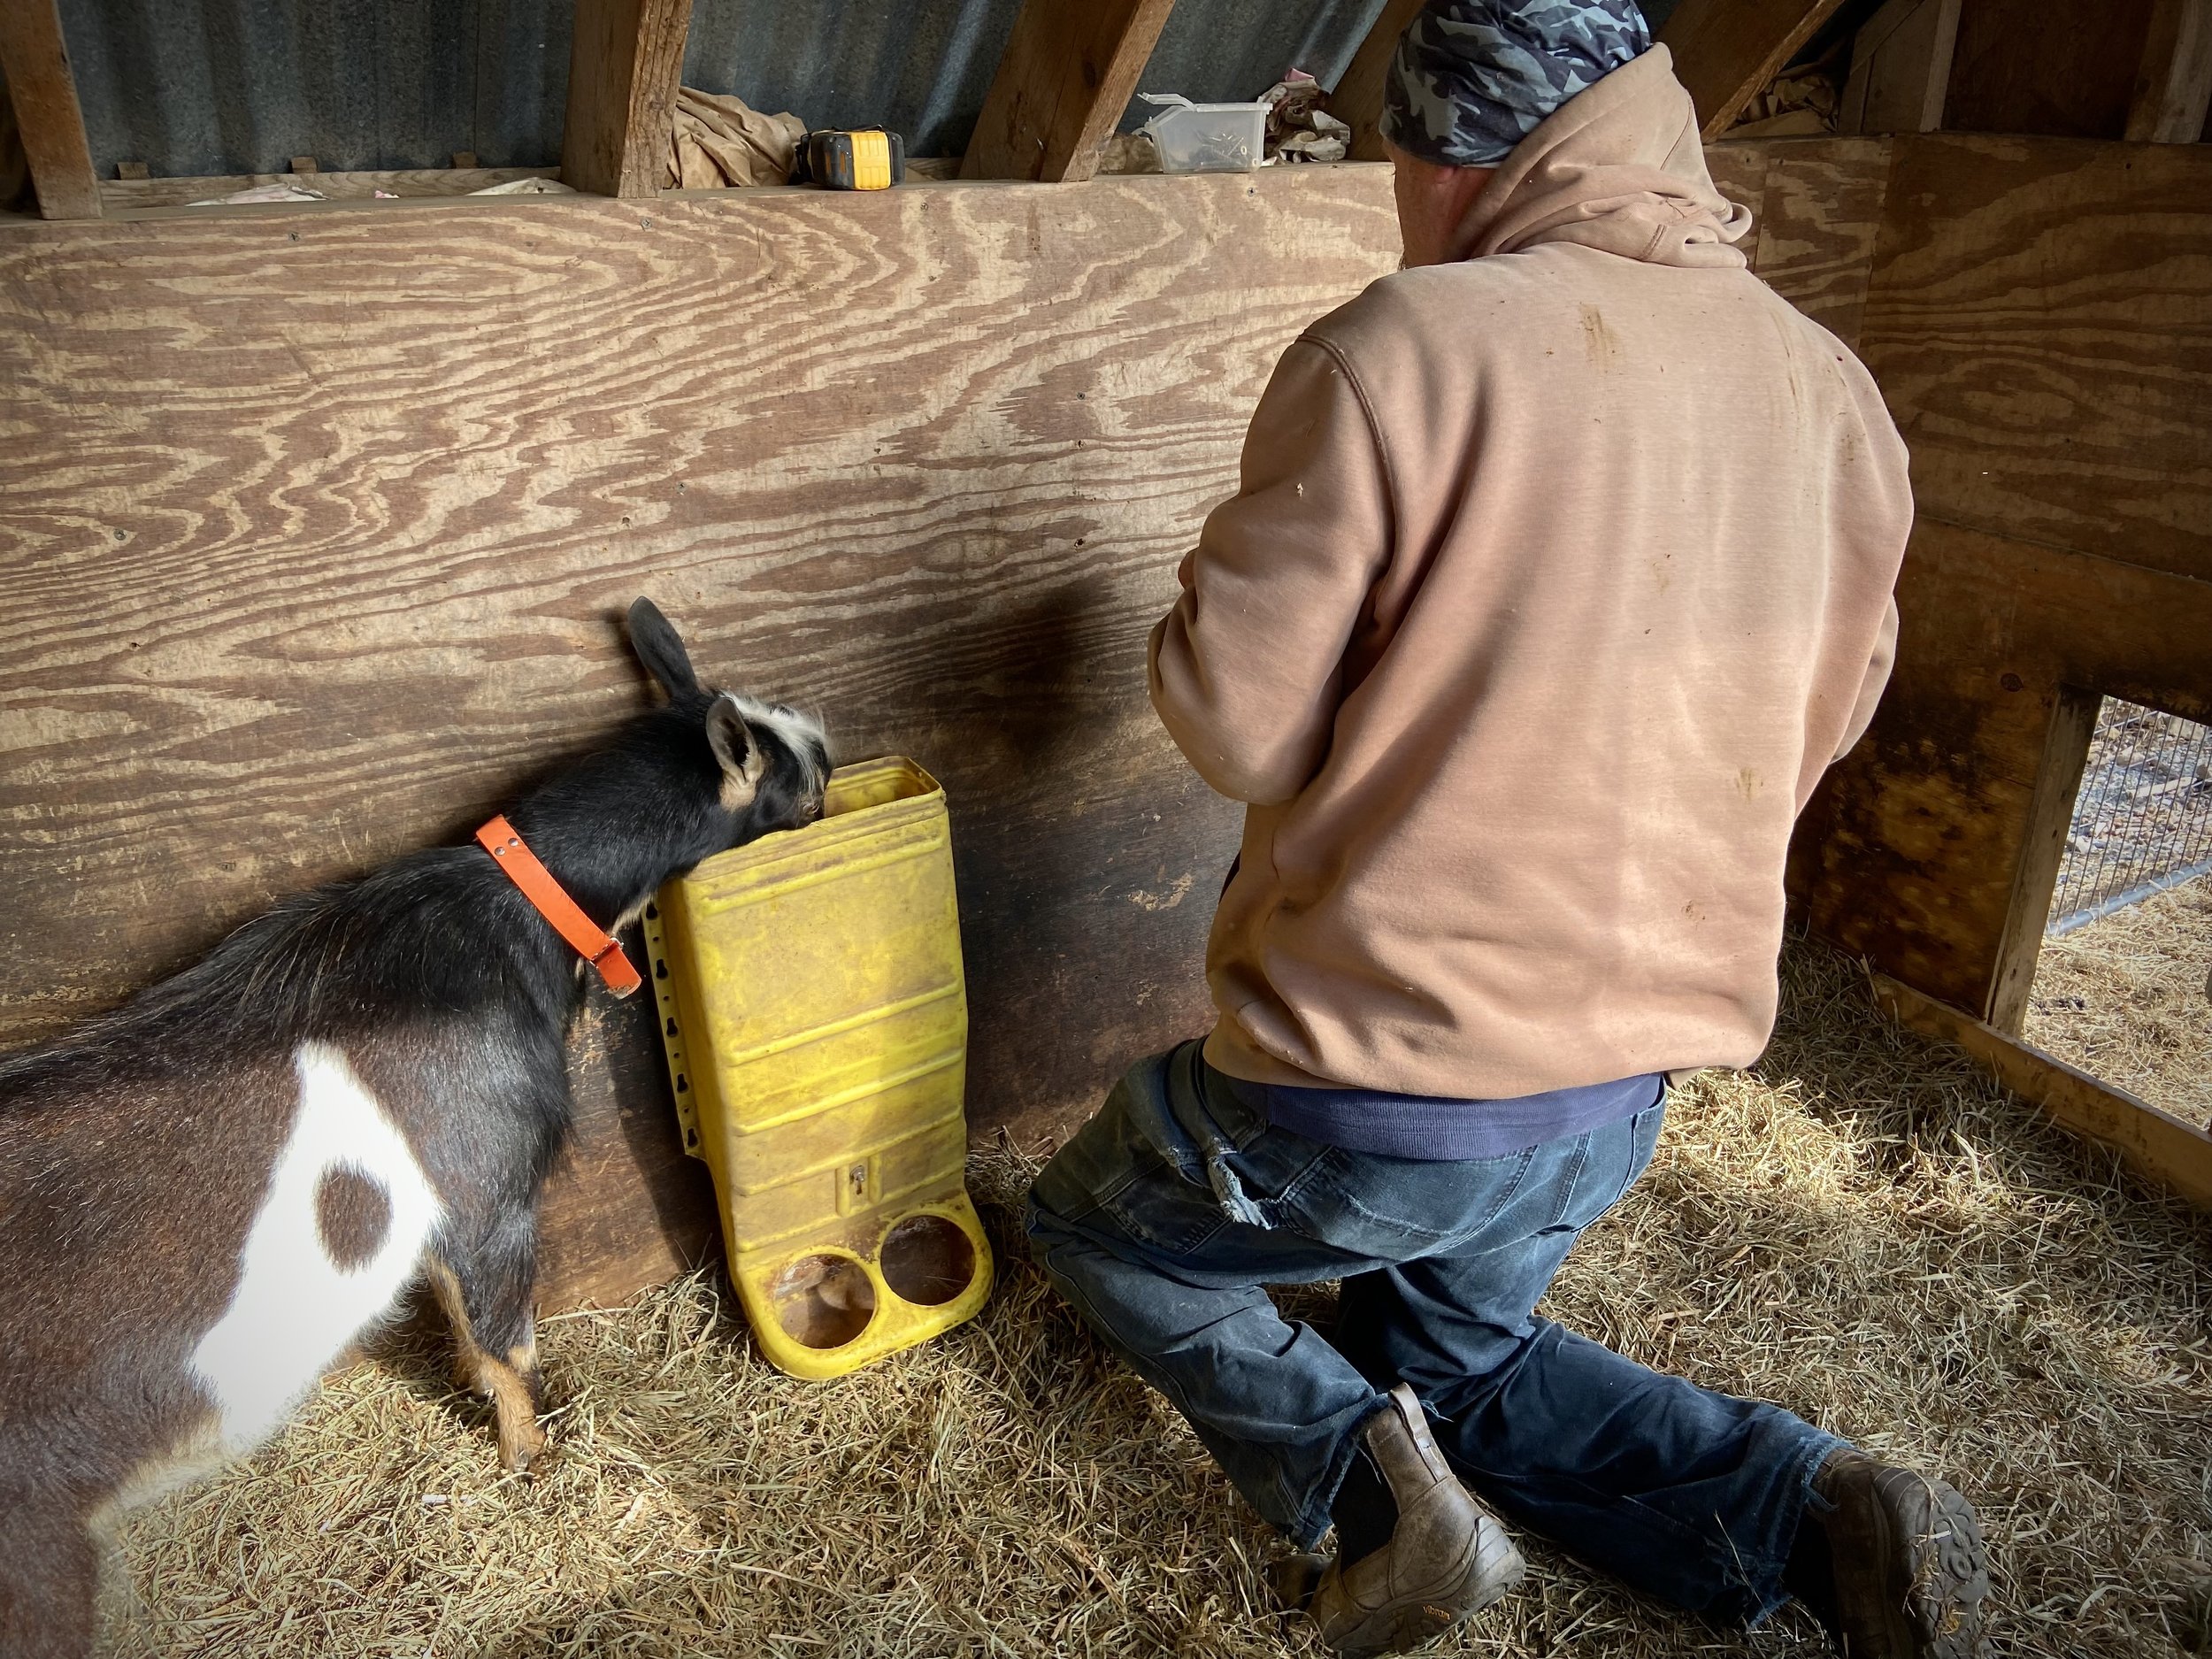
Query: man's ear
629,597,700,701
707,695,764,810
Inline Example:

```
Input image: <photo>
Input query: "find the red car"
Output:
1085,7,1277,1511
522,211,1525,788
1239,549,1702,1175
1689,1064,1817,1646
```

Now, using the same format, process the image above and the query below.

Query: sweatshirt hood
1453,44,1752,268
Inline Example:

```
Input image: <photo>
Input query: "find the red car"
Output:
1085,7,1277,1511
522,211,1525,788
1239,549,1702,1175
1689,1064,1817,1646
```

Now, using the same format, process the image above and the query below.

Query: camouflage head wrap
1381,0,1651,168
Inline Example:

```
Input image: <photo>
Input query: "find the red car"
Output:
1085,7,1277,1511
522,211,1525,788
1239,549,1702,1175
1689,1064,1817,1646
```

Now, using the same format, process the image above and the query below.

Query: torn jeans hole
1203,1142,1271,1228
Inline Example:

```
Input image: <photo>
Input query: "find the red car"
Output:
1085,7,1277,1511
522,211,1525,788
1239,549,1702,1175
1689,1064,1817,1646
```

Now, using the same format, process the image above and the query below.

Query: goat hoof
500,1429,552,1476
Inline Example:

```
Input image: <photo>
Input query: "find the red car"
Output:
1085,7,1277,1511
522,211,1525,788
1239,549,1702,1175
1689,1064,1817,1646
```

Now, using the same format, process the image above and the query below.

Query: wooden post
562,0,695,198
960,0,1178,182
1985,686,2100,1034
1839,0,1961,134
2127,0,2212,141
1333,0,1425,162
1659,0,1851,140
0,0,100,220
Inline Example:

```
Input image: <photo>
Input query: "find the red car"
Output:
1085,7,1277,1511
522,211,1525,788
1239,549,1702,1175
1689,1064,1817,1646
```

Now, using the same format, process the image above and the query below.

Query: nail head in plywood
0,0,100,219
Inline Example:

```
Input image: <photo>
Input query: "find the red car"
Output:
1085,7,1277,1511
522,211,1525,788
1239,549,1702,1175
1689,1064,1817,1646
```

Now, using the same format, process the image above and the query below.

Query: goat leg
426,1227,549,1472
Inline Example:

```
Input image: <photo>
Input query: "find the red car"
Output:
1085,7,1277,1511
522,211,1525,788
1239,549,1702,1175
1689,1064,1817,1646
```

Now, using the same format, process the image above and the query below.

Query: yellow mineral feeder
641,756,992,1379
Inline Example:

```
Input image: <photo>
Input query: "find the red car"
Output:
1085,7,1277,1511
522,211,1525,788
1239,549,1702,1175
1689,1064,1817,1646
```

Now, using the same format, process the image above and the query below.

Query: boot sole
1843,1468,1990,1658
1326,1519,1525,1659
1896,1476,1989,1658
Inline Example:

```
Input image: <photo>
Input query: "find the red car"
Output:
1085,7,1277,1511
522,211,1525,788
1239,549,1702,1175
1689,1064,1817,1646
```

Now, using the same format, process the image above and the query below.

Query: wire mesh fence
2047,698,2212,936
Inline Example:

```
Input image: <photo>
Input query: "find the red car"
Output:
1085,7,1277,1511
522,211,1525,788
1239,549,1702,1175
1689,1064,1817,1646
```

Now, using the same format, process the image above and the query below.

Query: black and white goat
0,600,828,1659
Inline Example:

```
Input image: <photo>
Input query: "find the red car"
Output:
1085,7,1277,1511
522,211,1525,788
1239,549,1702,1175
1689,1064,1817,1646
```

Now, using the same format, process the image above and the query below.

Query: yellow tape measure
802,129,905,191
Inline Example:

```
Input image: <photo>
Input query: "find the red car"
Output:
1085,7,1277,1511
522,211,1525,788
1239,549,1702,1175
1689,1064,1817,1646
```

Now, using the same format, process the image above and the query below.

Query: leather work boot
1305,1385,1525,1656
1792,1449,1990,1657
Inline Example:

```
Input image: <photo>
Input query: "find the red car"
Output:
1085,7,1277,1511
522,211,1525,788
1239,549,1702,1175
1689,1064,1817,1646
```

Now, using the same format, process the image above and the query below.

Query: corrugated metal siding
681,0,1026,161
1118,0,1391,132
56,0,1668,180
58,0,572,177
680,0,1392,153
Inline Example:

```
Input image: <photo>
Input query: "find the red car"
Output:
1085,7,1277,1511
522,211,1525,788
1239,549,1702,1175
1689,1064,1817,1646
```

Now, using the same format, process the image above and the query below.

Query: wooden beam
1874,974,2212,1210
560,0,695,199
0,0,99,220
959,0,1177,182
1943,0,2159,140
2127,0,2212,141
1659,0,1851,139
1985,685,2098,1034
1839,0,1960,134
1333,0,1425,162
100,166,562,214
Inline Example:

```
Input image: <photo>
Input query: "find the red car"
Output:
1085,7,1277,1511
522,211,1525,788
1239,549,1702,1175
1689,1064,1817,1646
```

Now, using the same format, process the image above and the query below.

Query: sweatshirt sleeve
1833,595,1898,761
1148,338,1394,805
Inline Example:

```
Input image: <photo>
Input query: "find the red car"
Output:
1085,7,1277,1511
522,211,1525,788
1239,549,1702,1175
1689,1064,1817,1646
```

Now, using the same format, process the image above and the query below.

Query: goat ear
706,696,764,802
628,597,699,700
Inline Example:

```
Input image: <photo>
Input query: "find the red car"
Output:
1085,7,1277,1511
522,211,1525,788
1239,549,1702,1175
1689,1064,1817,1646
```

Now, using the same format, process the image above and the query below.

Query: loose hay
2025,874,2212,1130
101,938,2212,1657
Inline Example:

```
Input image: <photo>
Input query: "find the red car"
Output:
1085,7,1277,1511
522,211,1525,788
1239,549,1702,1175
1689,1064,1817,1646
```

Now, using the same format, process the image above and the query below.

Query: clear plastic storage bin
1136,94,1268,173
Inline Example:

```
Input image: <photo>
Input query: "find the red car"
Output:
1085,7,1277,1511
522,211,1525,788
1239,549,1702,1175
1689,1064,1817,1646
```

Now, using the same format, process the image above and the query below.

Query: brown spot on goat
314,1167,391,1271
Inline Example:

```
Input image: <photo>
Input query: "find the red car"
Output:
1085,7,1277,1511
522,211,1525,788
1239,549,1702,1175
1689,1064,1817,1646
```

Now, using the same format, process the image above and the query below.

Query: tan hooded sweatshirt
1148,45,1909,1101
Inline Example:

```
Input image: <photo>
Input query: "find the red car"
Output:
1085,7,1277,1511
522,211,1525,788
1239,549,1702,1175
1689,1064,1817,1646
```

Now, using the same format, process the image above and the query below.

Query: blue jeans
1025,1041,1842,1624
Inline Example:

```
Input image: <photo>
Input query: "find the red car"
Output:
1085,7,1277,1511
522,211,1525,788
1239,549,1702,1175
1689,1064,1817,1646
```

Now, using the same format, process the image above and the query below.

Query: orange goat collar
474,815,642,998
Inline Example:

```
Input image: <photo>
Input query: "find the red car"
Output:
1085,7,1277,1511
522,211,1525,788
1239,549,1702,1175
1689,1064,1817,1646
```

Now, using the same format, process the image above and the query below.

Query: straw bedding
99,938,2212,1657
2025,874,2212,1131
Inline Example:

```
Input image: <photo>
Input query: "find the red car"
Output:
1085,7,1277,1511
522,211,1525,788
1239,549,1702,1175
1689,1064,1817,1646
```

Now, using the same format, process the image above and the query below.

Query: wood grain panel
1855,134,2212,586
0,0,98,220
1748,136,1893,350
0,169,1402,1307
1797,518,2212,1017
0,144,1893,1310
959,0,1178,183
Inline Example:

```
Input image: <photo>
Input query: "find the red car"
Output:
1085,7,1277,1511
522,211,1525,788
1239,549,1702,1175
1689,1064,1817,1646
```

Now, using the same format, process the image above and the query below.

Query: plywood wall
1794,134,2212,1024
0,170,1402,1304
12,137,2187,1305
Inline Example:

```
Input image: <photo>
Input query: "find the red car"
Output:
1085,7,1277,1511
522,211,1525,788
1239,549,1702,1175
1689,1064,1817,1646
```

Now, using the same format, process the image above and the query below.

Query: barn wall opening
2024,696,2212,1127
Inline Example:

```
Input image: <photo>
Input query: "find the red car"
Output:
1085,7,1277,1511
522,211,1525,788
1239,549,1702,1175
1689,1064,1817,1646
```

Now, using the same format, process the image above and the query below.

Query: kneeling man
1028,3,1988,1655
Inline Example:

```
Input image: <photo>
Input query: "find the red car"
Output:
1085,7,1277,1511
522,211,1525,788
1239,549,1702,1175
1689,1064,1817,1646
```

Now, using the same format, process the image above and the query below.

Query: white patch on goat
730,694,828,787
188,1041,443,1452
